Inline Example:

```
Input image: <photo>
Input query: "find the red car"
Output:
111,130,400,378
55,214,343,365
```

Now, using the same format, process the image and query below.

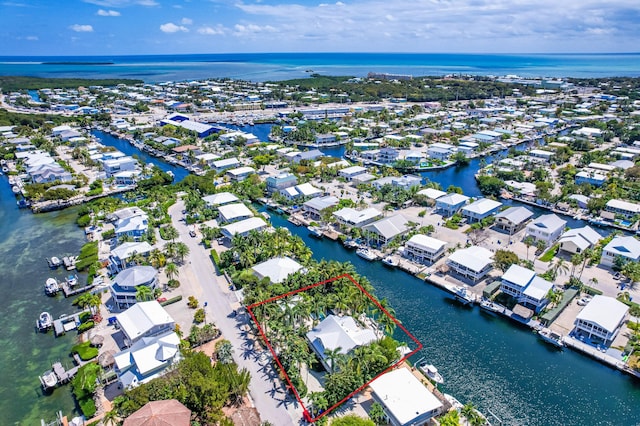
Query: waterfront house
605,199,640,219
212,157,240,174
110,266,159,310
266,172,298,194
195,153,220,168
435,193,470,217
461,198,502,223
494,206,534,234
525,214,566,246
116,301,175,346
251,256,304,284
202,192,239,207
338,165,368,181
446,246,493,282
29,163,73,184
314,133,337,146
333,207,382,229
558,226,601,255
306,314,377,372
108,241,153,273
220,217,267,239
417,188,446,201
103,157,139,178
391,174,422,189
378,147,400,164
369,367,443,426
574,296,628,345
293,149,324,164
123,400,191,426
529,149,554,162
303,196,339,220
600,236,640,268
575,170,607,186
499,264,553,313
217,203,254,224
226,166,255,182
404,234,446,265
362,214,410,247
113,209,149,240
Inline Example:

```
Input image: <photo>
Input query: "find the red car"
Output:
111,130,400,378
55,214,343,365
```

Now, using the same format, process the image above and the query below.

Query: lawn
539,244,559,262
71,341,99,361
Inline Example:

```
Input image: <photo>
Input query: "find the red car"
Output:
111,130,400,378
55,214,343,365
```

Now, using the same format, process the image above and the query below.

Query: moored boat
444,393,464,411
48,256,62,269
381,255,398,267
44,278,59,296
419,362,444,384
39,370,58,390
343,239,359,249
66,274,78,287
453,285,475,305
538,328,564,348
356,247,378,261
307,226,324,238
36,311,53,331
479,298,504,314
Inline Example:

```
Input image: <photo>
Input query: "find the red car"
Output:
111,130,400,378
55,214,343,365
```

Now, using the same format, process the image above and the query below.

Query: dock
62,256,77,271
61,282,97,298
52,311,87,337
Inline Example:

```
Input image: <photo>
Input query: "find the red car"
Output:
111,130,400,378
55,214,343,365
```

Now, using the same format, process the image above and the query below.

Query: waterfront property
333,207,383,229
600,236,640,268
404,234,446,265
368,367,443,426
220,217,267,239
108,241,153,273
110,265,159,310
435,193,470,217
494,206,534,234
446,246,493,282
525,214,566,246
558,226,601,255
461,198,502,223
217,202,254,224
338,165,367,181
499,264,553,313
605,199,640,219
212,157,240,173
251,256,304,284
116,301,176,346
202,192,239,207
226,166,256,182
306,314,378,372
362,214,410,247
123,400,191,426
265,172,297,194
111,207,149,240
303,196,339,220
574,296,629,345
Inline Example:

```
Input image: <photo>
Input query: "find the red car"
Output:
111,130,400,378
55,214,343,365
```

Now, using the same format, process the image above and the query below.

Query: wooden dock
61,282,97,298
52,311,87,337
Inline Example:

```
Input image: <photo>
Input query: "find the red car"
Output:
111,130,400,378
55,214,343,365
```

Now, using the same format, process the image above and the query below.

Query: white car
577,296,592,306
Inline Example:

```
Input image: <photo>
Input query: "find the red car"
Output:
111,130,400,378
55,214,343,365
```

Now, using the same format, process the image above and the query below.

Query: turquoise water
1,53,639,82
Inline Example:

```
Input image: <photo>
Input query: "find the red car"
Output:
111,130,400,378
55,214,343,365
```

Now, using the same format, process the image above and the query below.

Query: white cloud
97,9,121,16
82,0,157,6
69,24,94,32
26,35,38,40
198,26,225,35
233,23,277,37
181,17,193,25
160,22,189,33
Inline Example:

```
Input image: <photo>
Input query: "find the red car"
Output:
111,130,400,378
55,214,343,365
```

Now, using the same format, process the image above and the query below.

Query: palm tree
149,249,166,268
578,248,594,279
523,237,534,260
323,346,343,372
551,258,570,279
164,242,177,259
570,253,583,278
163,225,179,242
175,242,190,264
135,285,153,302
164,262,179,281
102,409,119,426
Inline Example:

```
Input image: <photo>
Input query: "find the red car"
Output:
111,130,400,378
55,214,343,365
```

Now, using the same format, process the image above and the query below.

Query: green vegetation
76,241,99,271
444,213,463,230
187,296,199,309
0,76,142,92
72,362,101,418
77,320,95,333
187,323,219,347
330,415,375,426
539,244,559,262
0,108,74,128
193,308,206,324
160,295,182,306
493,249,520,272
71,341,99,361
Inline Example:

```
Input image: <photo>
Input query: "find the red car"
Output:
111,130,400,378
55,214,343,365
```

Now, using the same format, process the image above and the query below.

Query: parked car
613,272,622,280
189,230,196,237
577,296,592,306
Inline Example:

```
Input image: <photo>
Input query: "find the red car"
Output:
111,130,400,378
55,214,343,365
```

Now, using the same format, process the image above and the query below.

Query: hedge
210,249,220,268
71,341,99,360
160,295,182,306
77,321,95,333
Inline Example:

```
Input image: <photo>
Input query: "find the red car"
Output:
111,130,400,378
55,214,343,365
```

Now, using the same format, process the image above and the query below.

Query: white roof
295,182,322,197
448,246,493,272
606,199,640,213
227,166,255,176
306,315,377,356
576,296,628,333
462,198,502,215
339,165,367,175
218,203,254,221
495,206,534,224
417,188,446,200
303,196,339,211
111,241,153,261
363,214,409,239
437,193,470,206
559,226,601,248
501,264,536,288
528,214,566,232
523,276,553,301
212,157,240,168
252,256,304,284
369,368,443,425
116,301,174,341
202,192,239,206
406,234,446,252
603,236,640,260
221,217,267,236
333,207,381,225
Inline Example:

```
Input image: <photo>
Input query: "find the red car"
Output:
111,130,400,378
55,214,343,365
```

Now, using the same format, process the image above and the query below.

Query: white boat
343,239,359,249
37,312,53,331
419,362,444,384
166,170,175,180
48,256,62,268
479,299,504,314
381,255,398,267
44,278,59,296
356,247,378,261
66,274,78,287
307,226,324,238
538,328,564,348
12,185,20,194
39,370,58,390
444,393,464,411
453,286,475,305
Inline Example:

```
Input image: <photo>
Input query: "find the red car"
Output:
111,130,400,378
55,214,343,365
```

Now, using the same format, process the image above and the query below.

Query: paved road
169,199,300,426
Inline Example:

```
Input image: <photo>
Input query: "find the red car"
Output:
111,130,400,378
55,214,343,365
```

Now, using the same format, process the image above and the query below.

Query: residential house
220,217,267,239
112,208,149,240
605,199,640,219
217,203,254,224
251,256,304,284
266,173,297,194
226,166,255,182
333,207,382,229
435,193,470,217
574,296,628,345
446,246,493,282
122,400,191,426
116,301,175,346
108,241,153,273
600,236,640,268
303,196,339,220
575,170,607,186
404,234,446,264
202,192,239,207
29,163,73,183
416,188,446,201
212,157,240,174
378,147,399,164
293,149,324,164
558,226,601,255
525,214,566,245
529,149,554,162
461,198,502,223
103,157,138,178
110,266,159,310
338,165,367,181
494,206,534,234
391,174,422,189
362,214,410,247
314,133,337,146
499,264,553,313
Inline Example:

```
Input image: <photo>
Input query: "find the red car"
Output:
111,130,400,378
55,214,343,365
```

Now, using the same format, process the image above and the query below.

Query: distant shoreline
41,62,115,66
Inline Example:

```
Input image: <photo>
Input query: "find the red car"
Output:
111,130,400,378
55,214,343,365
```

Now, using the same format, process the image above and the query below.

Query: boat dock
52,312,85,337
39,361,79,390
61,282,97,298
62,256,77,271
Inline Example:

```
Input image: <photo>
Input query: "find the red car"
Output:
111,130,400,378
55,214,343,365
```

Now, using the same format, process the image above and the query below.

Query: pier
51,310,89,336
61,282,97,298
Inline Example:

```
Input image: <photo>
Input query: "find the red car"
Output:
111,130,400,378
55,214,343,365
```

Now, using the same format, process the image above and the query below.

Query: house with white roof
333,207,382,229
281,182,323,201
435,193,470,217
494,206,534,234
461,198,502,223
574,296,628,345
600,236,640,268
575,170,607,187
306,314,378,372
251,256,304,284
114,208,149,240
362,214,410,247
110,266,159,310
338,165,368,181
529,149,554,162
499,264,553,313
226,166,255,182
116,301,175,346
369,367,443,426
217,203,254,224
446,246,493,282
558,226,601,255
212,157,240,173
605,199,640,219
417,188,446,201
103,157,138,178
108,241,153,273
404,234,446,265
265,173,297,194
114,331,181,389
525,214,566,245
303,196,339,220
220,217,267,239
202,192,239,207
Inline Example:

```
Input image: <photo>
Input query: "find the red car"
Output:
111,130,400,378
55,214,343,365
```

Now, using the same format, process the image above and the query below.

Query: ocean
0,53,639,82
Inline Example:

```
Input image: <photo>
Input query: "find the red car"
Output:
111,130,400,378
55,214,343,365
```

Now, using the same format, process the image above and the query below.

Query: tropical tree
135,285,153,302
523,236,535,261
102,409,119,426
175,242,190,264
215,340,234,364
323,346,343,372
368,402,385,426
163,225,179,242
165,262,179,282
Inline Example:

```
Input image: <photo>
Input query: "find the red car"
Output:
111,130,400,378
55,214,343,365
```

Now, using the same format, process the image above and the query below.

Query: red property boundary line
246,273,423,423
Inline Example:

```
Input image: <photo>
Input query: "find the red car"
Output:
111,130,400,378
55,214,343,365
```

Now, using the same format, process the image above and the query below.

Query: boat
47,256,62,269
444,394,464,411
39,370,58,390
419,362,444,384
356,247,378,261
66,274,78,287
307,226,324,238
12,185,20,194
381,255,398,267
36,311,53,331
479,298,504,315
166,170,175,180
343,239,359,249
538,328,564,348
261,211,271,221
44,278,59,296
453,286,475,305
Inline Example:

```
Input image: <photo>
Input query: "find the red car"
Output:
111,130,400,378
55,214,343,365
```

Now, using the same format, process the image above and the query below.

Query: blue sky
1,0,639,56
